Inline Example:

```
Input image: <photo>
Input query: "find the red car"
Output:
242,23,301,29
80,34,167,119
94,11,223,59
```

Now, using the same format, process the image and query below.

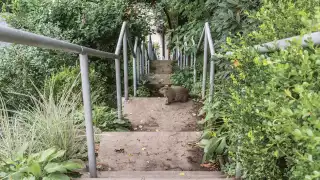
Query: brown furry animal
159,85,189,105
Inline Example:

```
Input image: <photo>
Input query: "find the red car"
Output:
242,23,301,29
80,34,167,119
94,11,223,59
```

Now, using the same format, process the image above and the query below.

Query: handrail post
137,47,141,82
141,42,145,76
146,46,150,74
123,30,129,101
193,52,197,83
79,54,97,178
202,30,208,100
148,35,153,61
192,37,197,84
184,37,187,68
115,22,126,121
133,37,138,97
177,47,180,67
205,22,215,103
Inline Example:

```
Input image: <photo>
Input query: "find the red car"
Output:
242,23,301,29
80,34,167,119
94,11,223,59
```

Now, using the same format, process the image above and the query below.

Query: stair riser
150,61,173,74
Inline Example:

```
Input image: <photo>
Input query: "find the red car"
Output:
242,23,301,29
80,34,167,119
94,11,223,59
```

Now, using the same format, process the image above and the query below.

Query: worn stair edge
97,132,204,171
147,74,171,85
79,171,225,179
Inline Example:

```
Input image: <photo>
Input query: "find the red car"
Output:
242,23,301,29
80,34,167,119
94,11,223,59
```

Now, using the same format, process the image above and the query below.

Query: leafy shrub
170,68,194,90
136,86,151,97
0,0,150,110
200,0,320,179
92,106,132,132
0,82,87,161
0,145,84,180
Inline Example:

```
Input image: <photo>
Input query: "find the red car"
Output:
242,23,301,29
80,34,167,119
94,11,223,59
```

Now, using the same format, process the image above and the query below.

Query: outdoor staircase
79,60,227,179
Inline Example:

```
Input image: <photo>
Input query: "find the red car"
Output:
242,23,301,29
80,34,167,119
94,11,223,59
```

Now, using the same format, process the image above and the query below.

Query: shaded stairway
80,60,226,179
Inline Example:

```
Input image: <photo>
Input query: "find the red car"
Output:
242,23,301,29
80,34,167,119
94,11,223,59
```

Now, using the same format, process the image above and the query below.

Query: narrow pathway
80,60,226,179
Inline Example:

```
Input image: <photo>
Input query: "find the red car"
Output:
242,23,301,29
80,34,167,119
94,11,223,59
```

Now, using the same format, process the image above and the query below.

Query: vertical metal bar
145,46,149,74
205,22,215,103
79,54,97,178
192,37,197,84
133,37,138,97
193,52,197,84
123,31,129,101
184,37,187,68
114,22,126,121
148,35,153,61
191,54,194,68
202,31,208,100
180,50,183,69
136,47,140,83
177,47,180,67
141,42,145,76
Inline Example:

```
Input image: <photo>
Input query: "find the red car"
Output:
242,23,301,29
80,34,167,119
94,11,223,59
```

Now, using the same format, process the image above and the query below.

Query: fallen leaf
179,172,185,176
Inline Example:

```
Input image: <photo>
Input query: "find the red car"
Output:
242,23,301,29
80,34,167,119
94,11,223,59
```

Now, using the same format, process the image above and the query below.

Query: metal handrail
174,22,320,103
0,21,155,178
225,32,320,55
0,26,118,59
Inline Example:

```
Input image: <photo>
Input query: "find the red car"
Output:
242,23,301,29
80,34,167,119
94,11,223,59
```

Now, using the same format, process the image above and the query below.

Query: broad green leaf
62,160,84,170
28,162,41,177
44,163,67,173
48,150,66,162
201,130,213,139
215,137,227,155
38,148,57,163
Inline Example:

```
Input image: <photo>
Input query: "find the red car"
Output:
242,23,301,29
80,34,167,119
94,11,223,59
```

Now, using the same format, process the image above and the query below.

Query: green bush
0,82,87,161
0,0,150,109
92,106,132,132
0,145,84,180
170,68,194,90
200,0,320,179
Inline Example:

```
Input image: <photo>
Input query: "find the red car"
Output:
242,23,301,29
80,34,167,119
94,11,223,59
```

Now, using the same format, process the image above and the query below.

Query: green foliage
136,86,151,97
45,67,132,132
0,145,84,180
136,75,151,97
170,68,194,90
160,0,261,52
200,0,320,179
92,106,132,132
0,82,87,161
0,0,150,110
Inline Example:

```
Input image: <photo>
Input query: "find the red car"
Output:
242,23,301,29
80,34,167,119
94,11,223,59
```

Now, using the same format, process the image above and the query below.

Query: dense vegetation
0,0,150,178
170,0,320,179
1,0,320,179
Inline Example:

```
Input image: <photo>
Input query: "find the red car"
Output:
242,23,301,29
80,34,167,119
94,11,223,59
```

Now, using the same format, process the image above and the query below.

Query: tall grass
0,79,87,161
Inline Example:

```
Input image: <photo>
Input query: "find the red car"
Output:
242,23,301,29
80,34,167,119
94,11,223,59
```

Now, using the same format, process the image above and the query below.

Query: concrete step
147,74,171,87
79,171,227,179
150,60,173,74
123,97,198,132
97,132,204,171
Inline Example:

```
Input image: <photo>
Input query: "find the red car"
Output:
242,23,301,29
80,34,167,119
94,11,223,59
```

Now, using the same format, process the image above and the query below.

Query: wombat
159,85,189,105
